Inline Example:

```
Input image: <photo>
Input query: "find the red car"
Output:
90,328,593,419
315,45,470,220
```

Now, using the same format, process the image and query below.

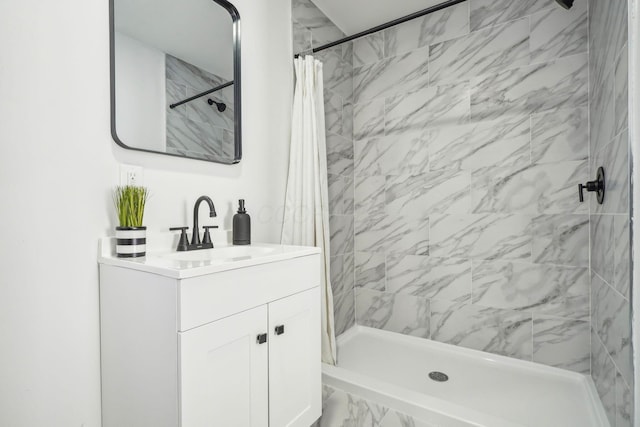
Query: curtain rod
294,0,467,58
169,80,234,109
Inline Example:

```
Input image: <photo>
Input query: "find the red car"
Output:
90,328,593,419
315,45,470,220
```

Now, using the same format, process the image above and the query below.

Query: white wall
0,0,293,426
114,32,166,152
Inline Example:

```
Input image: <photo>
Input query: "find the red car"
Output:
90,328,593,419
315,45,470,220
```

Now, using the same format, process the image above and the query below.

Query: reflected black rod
294,0,467,58
169,80,234,109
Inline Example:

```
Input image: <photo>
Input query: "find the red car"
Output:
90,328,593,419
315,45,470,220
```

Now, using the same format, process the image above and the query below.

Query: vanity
98,239,322,427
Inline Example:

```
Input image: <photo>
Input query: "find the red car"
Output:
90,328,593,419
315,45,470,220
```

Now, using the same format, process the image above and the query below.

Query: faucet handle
202,226,218,245
169,227,190,251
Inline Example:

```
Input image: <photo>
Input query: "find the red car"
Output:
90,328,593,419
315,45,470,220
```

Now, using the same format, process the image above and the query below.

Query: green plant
113,186,149,227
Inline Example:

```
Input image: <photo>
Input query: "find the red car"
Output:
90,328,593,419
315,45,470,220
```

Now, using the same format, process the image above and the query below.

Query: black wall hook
578,167,605,204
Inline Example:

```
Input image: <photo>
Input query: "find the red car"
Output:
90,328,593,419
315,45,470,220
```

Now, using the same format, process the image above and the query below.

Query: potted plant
113,185,149,258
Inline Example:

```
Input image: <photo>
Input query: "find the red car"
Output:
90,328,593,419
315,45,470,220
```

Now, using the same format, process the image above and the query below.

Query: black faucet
192,196,217,245
169,196,218,251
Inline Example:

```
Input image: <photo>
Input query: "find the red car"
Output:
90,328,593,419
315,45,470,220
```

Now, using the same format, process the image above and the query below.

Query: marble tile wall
588,0,632,425
165,55,235,162
292,0,356,336
351,0,593,374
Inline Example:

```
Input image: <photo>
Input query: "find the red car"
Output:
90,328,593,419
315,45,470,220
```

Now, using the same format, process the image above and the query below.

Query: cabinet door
268,287,321,427
179,305,268,427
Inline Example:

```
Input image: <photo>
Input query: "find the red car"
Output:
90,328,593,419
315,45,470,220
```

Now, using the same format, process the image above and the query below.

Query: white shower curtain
281,56,337,365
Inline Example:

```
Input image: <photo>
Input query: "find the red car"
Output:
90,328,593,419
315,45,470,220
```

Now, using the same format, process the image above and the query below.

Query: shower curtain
281,56,337,365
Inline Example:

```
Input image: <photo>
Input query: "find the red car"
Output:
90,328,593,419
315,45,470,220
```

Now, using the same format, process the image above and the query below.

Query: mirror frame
109,0,242,164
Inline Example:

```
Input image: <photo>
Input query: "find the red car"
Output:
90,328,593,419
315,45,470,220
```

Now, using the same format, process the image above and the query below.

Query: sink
99,239,320,279
158,245,278,262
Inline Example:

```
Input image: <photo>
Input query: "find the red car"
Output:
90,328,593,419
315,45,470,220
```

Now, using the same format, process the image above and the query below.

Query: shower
207,98,227,112
555,0,573,9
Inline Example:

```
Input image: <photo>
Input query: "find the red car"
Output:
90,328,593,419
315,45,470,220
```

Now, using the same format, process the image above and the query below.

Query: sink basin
159,245,278,262
99,239,321,279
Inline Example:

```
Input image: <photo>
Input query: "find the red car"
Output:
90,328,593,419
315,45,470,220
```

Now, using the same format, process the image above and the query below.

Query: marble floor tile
471,161,588,214
384,2,469,58
470,0,556,31
473,260,589,319
354,133,429,177
429,214,531,260
471,53,588,121
355,251,385,291
531,107,588,163
430,18,530,86
531,214,589,267
386,83,470,136
386,254,471,302
532,316,589,373
355,288,430,338
354,98,385,141
530,0,588,63
430,300,533,360
428,115,530,171
320,386,388,427
386,171,471,220
356,211,429,255
353,47,430,103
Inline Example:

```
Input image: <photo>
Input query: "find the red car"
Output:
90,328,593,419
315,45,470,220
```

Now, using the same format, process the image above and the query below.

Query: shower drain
428,371,449,382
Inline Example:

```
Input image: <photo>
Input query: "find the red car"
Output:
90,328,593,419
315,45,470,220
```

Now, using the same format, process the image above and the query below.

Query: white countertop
98,237,321,279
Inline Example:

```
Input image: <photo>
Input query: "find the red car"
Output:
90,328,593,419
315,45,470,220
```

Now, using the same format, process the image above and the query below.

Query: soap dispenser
233,199,251,245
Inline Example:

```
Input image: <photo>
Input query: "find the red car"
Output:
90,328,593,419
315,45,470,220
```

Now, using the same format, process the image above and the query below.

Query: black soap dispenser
233,199,251,245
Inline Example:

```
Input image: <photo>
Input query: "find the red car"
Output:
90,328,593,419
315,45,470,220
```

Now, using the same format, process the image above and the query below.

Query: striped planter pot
115,226,147,258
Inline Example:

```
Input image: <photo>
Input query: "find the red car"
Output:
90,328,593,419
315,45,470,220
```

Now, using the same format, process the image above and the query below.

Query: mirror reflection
111,0,240,164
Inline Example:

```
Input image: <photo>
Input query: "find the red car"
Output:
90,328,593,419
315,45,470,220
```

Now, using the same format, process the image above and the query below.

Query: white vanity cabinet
98,243,321,427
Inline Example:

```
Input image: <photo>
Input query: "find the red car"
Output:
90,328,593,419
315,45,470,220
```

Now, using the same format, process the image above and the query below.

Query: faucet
169,195,218,251
192,196,217,245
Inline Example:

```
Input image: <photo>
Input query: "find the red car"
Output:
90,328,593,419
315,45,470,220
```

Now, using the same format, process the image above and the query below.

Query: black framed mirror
110,0,241,164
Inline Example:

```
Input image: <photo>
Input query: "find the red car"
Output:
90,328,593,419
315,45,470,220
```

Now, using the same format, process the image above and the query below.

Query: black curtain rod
169,80,234,109
295,0,467,58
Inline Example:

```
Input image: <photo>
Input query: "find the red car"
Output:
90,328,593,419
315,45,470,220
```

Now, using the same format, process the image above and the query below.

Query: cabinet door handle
256,333,267,344
275,325,285,336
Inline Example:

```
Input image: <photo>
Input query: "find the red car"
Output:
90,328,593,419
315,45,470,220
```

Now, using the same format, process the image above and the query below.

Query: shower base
321,326,609,427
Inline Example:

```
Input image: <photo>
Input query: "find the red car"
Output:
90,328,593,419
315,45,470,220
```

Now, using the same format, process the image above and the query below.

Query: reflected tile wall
589,0,632,421
165,55,234,162
345,0,594,375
